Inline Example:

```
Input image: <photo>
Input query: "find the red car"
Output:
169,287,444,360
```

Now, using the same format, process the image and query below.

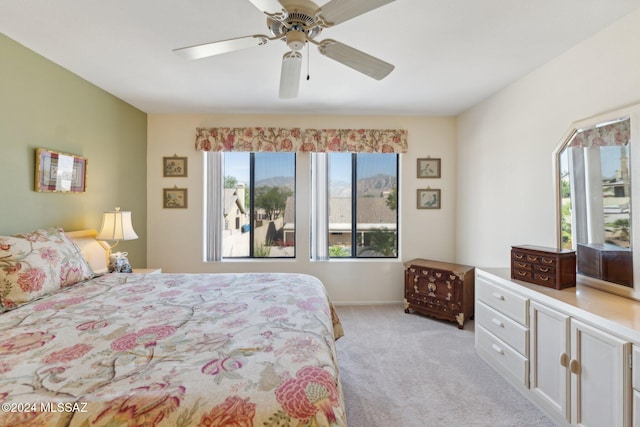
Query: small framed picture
163,187,188,209
417,158,441,178
163,156,188,177
417,189,441,209
35,148,87,193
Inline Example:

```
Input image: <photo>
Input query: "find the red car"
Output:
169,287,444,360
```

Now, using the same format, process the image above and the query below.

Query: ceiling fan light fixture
286,29,306,51
279,51,302,98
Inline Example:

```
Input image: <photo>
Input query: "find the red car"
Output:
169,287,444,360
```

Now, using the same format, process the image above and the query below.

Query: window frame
224,152,296,259
324,152,400,259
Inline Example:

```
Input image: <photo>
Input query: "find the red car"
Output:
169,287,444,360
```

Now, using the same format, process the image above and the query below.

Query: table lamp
96,207,138,265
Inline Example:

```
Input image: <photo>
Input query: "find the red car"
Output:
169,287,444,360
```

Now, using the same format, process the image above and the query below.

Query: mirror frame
554,103,640,300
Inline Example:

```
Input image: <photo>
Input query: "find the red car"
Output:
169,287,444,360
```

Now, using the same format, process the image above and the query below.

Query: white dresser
476,268,640,427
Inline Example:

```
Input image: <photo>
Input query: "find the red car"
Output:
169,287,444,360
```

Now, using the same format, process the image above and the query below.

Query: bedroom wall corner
0,34,148,268
455,8,640,270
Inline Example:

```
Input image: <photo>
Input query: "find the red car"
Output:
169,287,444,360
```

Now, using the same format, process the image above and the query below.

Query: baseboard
332,300,404,306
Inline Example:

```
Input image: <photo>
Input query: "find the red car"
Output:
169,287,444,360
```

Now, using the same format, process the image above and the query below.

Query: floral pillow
0,228,94,310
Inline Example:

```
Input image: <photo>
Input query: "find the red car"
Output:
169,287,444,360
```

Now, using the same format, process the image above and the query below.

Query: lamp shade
96,207,138,241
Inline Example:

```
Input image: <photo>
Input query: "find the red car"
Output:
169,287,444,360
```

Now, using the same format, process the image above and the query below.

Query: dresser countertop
479,267,640,341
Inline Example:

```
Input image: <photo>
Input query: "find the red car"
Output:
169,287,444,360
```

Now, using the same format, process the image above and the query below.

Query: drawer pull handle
515,262,527,268
514,253,524,259
569,359,581,374
539,275,550,281
491,318,504,328
516,271,527,276
491,292,505,301
539,267,550,272
491,344,504,355
542,258,553,264
559,352,569,367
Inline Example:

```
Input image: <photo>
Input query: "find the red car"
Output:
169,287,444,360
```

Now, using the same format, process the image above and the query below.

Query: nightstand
403,258,475,329
132,268,162,274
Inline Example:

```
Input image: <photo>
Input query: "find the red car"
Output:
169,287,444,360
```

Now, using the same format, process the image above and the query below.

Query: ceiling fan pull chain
306,41,310,81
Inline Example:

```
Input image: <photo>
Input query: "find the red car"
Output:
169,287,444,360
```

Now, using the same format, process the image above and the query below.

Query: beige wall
147,114,457,303
0,34,148,268
456,9,640,269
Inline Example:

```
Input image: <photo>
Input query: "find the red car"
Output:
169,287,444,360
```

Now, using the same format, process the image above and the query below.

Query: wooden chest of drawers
403,258,475,329
511,245,576,290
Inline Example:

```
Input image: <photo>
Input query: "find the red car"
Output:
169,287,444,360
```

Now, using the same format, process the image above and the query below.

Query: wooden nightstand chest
403,258,475,329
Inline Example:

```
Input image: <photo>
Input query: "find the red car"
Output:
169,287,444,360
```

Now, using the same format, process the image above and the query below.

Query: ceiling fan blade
279,51,302,99
318,0,395,26
174,35,269,60
318,39,394,80
246,0,285,14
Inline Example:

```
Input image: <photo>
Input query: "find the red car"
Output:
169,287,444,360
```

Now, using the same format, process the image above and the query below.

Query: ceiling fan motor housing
268,0,322,49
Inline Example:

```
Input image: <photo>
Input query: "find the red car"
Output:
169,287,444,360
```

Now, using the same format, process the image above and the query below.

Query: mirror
555,104,640,299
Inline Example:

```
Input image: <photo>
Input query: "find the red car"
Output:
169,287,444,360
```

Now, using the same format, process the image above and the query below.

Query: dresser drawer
512,249,558,267
476,325,529,387
512,268,533,282
513,269,557,287
512,260,532,271
533,264,555,275
476,301,528,355
476,277,529,326
528,254,557,266
532,272,555,287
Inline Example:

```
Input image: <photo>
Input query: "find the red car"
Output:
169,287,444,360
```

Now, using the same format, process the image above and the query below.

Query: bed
0,228,346,426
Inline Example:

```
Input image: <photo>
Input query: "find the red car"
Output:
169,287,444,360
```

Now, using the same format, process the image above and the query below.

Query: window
201,127,407,262
221,152,296,258
322,153,399,258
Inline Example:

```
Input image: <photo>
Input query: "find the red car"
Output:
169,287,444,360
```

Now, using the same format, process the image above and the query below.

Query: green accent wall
0,34,148,267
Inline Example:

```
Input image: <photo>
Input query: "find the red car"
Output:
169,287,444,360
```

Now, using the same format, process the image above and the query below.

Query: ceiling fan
173,0,396,99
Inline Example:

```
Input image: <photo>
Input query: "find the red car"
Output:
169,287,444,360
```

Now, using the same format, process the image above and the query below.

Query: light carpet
334,304,556,427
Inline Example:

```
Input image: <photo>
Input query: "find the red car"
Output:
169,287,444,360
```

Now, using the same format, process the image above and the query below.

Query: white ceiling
2,0,640,116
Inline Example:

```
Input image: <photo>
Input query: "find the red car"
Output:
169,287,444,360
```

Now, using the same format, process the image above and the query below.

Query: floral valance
195,127,302,152
195,127,408,153
568,119,630,148
303,129,408,153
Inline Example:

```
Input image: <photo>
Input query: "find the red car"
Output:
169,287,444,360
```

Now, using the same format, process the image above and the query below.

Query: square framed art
163,187,188,208
417,158,441,178
35,148,87,193
163,156,188,177
417,188,441,209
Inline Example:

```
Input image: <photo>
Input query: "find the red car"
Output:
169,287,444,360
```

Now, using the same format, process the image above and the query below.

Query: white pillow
69,236,109,275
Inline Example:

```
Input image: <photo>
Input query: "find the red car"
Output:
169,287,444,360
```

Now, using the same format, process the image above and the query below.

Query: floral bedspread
0,273,346,427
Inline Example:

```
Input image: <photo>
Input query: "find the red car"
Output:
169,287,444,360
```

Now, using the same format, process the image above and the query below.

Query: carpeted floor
334,304,556,427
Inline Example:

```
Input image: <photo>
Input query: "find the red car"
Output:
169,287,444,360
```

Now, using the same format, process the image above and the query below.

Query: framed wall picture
163,187,188,209
417,189,441,209
163,155,188,177
417,158,441,178
35,148,87,193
